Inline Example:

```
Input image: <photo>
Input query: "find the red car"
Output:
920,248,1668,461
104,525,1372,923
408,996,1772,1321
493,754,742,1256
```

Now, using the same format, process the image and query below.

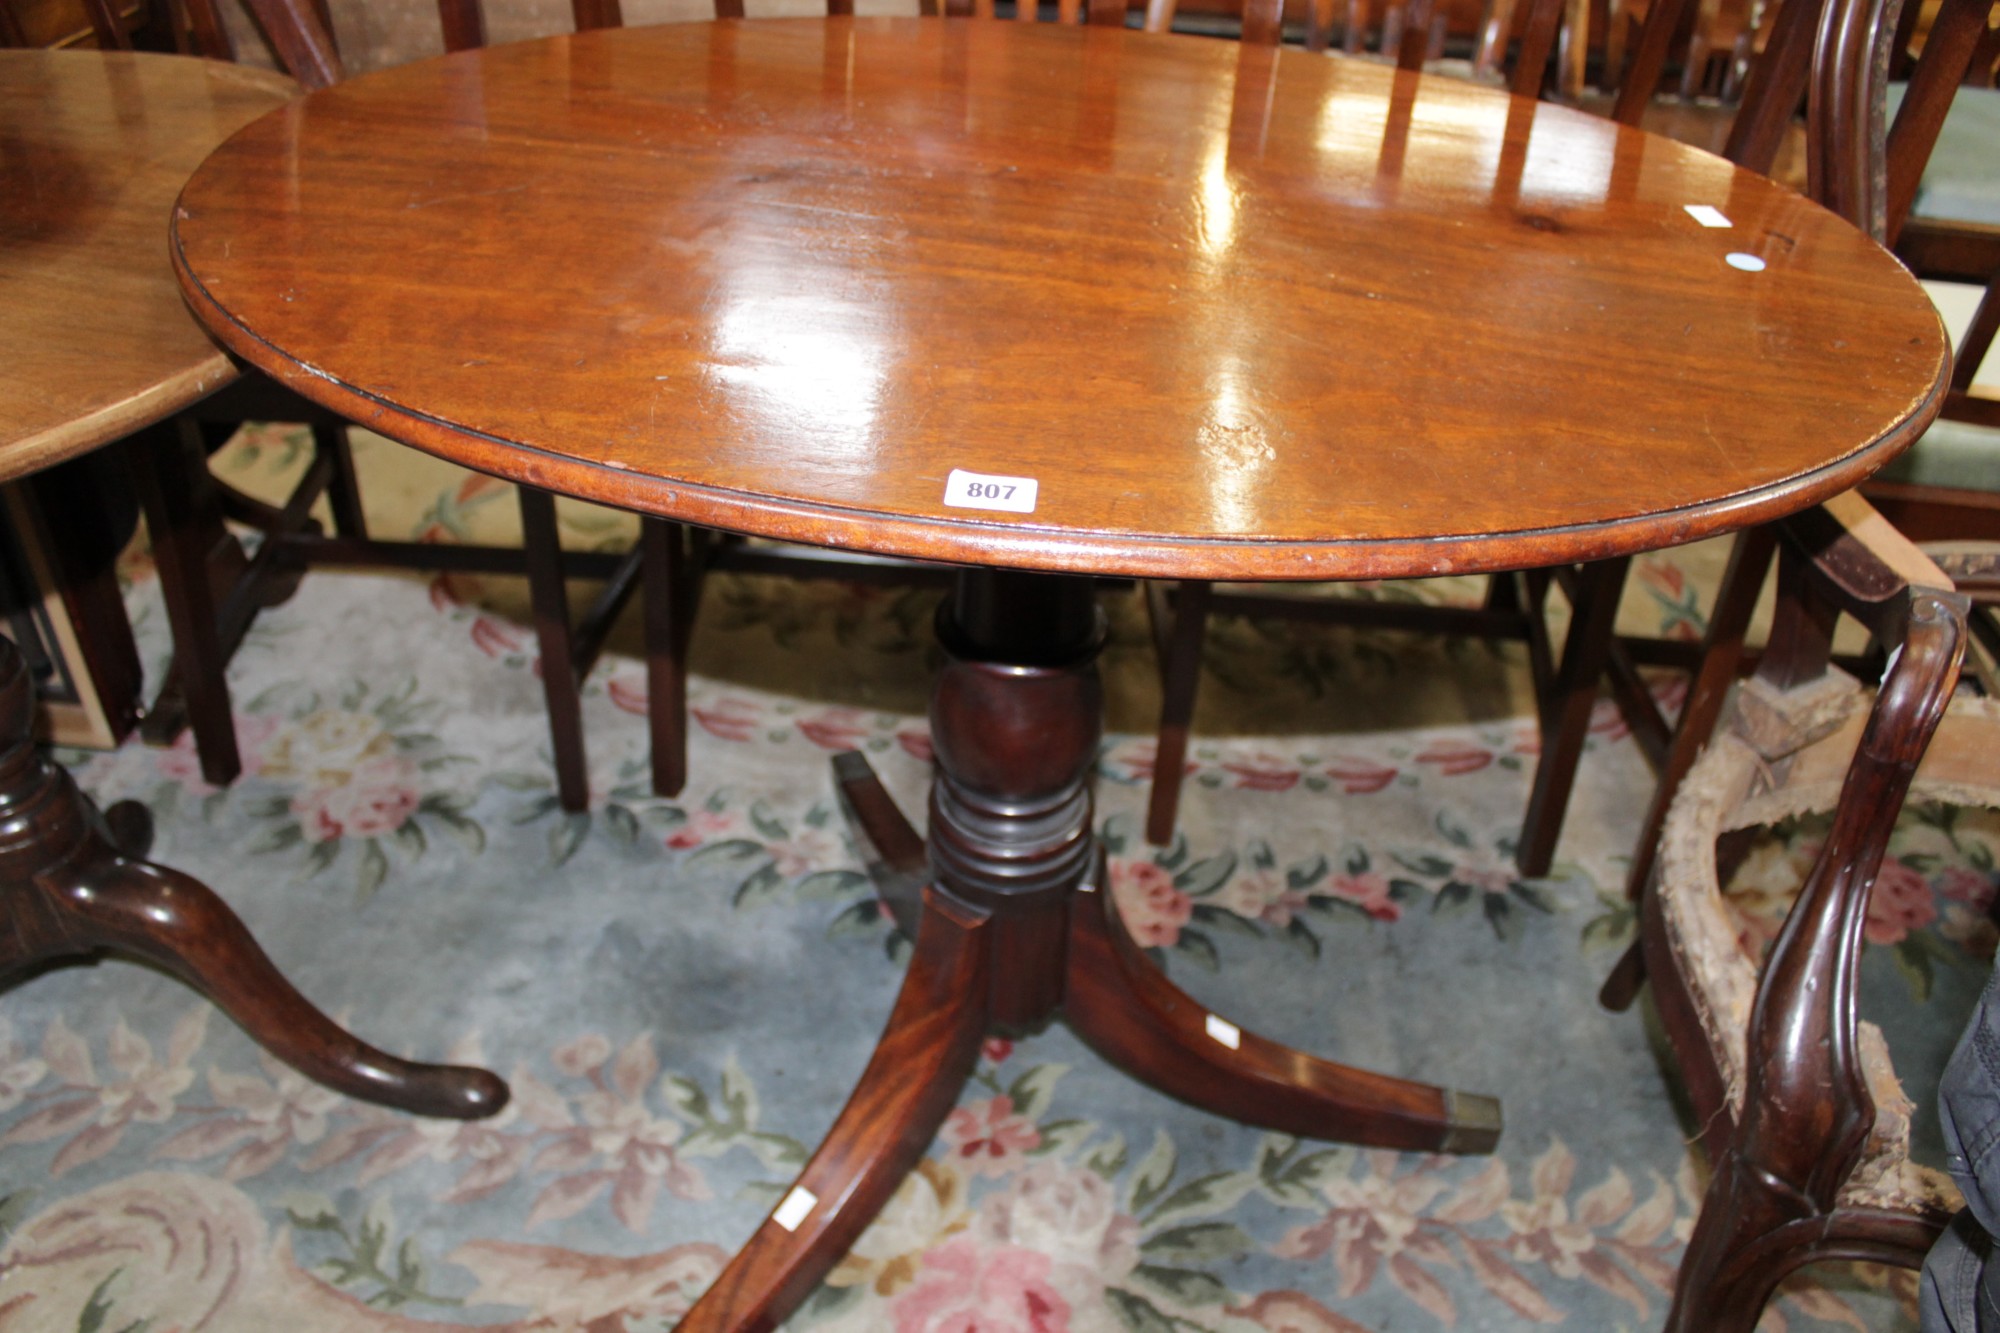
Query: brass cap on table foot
1439,1091,1504,1155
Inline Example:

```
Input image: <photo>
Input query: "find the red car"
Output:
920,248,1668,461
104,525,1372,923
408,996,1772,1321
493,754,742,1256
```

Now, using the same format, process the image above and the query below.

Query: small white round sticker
1725,252,1767,272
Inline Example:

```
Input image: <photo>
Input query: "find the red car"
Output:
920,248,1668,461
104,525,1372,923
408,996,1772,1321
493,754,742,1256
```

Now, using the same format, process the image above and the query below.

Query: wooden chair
195,0,1197,809
1642,496,1983,1330
1135,0,1805,869
1861,0,2000,543
1603,0,2000,965
130,0,671,813
1594,0,2000,1320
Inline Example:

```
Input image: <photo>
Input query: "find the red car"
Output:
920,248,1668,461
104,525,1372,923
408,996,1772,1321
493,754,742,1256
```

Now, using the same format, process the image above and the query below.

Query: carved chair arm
1735,581,1968,1209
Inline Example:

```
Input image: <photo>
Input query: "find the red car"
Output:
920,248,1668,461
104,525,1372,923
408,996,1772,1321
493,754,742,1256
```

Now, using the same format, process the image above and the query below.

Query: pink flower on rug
1451,864,1516,897
897,728,935,762
797,709,869,751
470,614,526,658
293,755,421,842
1274,1151,1454,1312
1221,865,1309,928
1328,871,1399,922
1222,752,1302,792
977,1162,1137,1277
1109,860,1192,948
942,1095,1040,1176
1497,1142,1601,1279
1229,1289,1376,1332
522,1033,710,1231
608,675,649,716
152,1055,344,1181
664,808,738,851
1939,866,1997,907
768,825,842,877
891,1237,1072,1333
692,697,760,743
0,1011,208,1177
1414,741,1492,776
156,713,278,793
1324,756,1397,795
1866,860,1937,945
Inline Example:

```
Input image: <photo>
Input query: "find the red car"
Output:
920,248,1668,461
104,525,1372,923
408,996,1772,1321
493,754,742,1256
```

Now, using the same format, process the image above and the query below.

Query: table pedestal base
679,571,1502,1333
0,637,506,1120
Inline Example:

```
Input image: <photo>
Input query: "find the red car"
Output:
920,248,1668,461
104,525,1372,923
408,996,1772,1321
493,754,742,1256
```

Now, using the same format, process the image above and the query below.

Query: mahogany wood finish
155,0,650,809
636,0,1170,800
1642,504,1967,1332
171,23,1945,579
0,633,508,1118
787,573,1498,1333
0,48,508,1126
1137,0,1820,862
170,18,1947,1327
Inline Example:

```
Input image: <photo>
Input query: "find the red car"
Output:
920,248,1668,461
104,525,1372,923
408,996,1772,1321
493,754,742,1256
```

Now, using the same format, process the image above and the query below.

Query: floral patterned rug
0,427,1995,1332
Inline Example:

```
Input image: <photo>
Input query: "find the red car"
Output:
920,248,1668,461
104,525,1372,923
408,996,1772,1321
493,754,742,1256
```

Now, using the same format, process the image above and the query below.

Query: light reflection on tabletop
171,18,1947,579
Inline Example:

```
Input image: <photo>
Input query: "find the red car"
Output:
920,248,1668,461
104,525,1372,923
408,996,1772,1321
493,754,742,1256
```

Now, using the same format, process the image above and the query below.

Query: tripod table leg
676,888,992,1333
0,635,506,1120
1064,868,1501,1155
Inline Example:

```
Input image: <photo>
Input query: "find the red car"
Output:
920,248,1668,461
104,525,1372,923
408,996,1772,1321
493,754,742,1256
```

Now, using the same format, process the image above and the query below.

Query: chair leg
124,421,242,786
1145,579,1211,847
640,518,692,799
1516,556,1630,877
1601,525,1776,1013
316,421,368,539
1664,1153,1811,1333
518,487,589,812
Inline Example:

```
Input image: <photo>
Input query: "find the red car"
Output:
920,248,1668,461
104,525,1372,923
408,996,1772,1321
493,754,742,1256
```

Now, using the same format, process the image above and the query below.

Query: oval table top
173,19,1947,580
1,50,296,483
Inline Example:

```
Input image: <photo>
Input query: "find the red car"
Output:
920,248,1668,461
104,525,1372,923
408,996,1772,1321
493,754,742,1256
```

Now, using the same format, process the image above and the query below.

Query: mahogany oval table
0,48,505,1123
170,18,1949,1330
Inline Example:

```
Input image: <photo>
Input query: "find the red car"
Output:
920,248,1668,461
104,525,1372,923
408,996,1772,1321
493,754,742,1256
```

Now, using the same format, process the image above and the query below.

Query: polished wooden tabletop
172,19,1948,580
2,50,296,483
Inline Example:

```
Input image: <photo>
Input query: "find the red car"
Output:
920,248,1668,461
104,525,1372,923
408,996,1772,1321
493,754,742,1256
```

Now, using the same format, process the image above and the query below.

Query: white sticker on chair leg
773,1186,818,1232
1205,1014,1242,1050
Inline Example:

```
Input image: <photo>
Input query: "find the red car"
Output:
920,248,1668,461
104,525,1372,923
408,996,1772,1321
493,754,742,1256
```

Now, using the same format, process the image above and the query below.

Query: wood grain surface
172,19,1949,579
2,50,296,480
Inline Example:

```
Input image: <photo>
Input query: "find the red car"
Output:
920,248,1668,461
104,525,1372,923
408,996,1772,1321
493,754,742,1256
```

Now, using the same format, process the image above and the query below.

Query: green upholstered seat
1875,280,2000,493
1887,83,2000,227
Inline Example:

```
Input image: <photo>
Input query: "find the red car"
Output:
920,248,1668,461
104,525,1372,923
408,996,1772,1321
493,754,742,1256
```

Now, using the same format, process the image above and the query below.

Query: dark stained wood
519,487,591,810
677,887,991,1333
124,421,245,784
0,632,509,1118
239,0,341,88
172,19,1947,584
1883,0,1995,247
1142,577,1210,844
167,19,1953,1329
1513,555,1630,873
1656,555,1967,1331
1065,849,1503,1151
1598,522,1774,1012
832,748,927,938
437,0,485,51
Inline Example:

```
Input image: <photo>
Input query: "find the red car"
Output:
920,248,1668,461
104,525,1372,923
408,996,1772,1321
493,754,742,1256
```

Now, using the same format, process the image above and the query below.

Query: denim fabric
1924,965,2000,1331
